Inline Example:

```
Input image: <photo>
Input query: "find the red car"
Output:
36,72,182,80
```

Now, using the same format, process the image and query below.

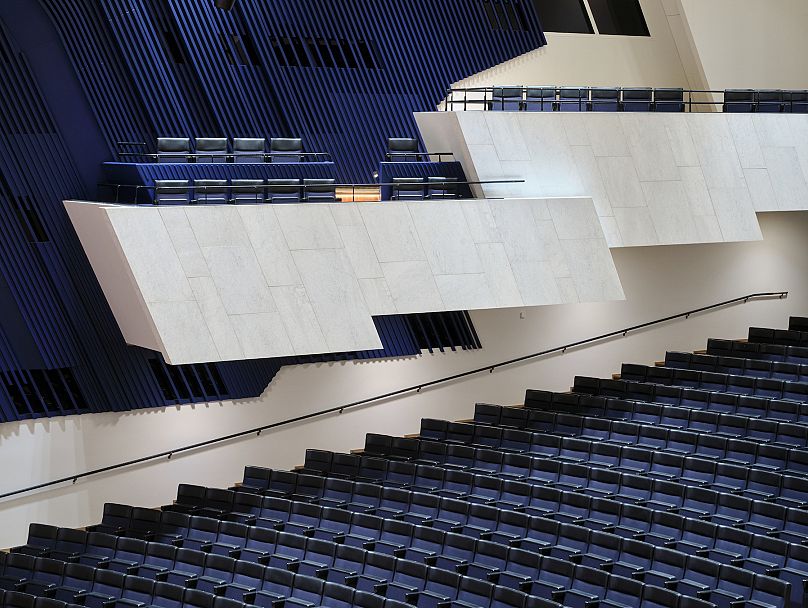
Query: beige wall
675,0,808,91
453,0,689,90
1,211,805,549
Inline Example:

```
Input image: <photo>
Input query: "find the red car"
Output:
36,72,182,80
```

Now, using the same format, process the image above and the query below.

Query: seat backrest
302,178,336,202
157,138,191,163
230,179,265,203
195,138,228,163
266,178,301,202
654,88,685,112
232,137,266,163
194,179,228,203
154,179,190,204
388,137,419,153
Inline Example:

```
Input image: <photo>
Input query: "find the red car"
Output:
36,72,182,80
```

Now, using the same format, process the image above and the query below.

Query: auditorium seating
9,317,808,608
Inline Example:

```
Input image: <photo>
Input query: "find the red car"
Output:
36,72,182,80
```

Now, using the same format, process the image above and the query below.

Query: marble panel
560,238,625,302
642,181,700,244
727,114,765,169
292,248,380,352
613,207,660,247
270,285,329,354
359,203,425,263
744,168,778,212
202,245,277,316
571,146,614,218
159,207,209,278
622,113,680,181
230,313,295,359
596,157,646,208
461,200,503,244
150,301,219,364
434,274,495,311
381,261,445,313
476,242,523,307
358,278,396,315
547,197,604,240
188,276,243,361
274,203,343,250
106,207,193,304
485,112,530,161
762,147,808,211
185,205,249,248
337,223,384,279
408,202,483,275
237,206,301,287
708,187,763,242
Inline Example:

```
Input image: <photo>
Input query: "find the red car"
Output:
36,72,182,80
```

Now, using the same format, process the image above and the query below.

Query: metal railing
97,179,525,205
443,86,808,113
0,290,787,502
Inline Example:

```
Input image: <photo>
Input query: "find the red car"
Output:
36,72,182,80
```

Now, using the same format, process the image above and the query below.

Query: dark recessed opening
588,0,650,36
531,0,594,33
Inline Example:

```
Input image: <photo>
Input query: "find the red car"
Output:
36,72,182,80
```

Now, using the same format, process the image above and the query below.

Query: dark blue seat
654,88,685,112
557,87,587,112
621,88,652,112
524,87,556,112
490,87,523,111
590,88,619,111
723,89,756,112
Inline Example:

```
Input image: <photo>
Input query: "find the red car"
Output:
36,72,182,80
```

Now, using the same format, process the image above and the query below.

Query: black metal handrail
0,291,788,502
442,86,808,113
97,179,525,205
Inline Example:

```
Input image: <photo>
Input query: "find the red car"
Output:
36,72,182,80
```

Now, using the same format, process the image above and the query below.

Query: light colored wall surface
674,0,808,91
452,0,688,91
1,211,805,549
417,111,808,247
66,198,623,364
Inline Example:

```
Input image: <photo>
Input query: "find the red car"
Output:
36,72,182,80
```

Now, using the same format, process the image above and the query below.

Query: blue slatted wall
0,0,545,422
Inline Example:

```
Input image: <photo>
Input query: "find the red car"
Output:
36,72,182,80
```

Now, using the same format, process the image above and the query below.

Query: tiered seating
7,318,808,608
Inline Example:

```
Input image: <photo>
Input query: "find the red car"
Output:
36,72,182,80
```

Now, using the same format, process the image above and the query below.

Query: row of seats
706,339,808,364
663,350,808,381
481,87,808,113
150,138,320,164
151,179,336,205
748,326,808,348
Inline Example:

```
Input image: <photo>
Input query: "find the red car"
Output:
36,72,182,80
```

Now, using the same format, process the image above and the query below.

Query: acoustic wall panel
416,111,808,248
66,198,625,365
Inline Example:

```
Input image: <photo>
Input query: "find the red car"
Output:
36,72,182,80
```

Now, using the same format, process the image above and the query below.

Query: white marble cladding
65,199,624,365
416,112,808,248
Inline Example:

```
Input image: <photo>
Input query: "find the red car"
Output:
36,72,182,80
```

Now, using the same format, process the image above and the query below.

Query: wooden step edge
350,449,365,455
693,349,708,354
655,361,665,367
612,373,621,380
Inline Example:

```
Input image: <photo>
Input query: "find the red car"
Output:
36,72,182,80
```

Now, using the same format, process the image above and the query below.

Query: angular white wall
417,111,808,247
66,199,623,364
